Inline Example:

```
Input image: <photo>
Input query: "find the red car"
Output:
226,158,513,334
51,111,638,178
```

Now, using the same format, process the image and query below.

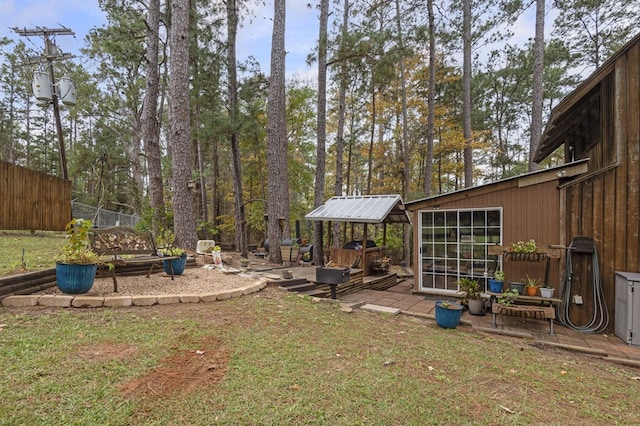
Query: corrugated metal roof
305,195,411,224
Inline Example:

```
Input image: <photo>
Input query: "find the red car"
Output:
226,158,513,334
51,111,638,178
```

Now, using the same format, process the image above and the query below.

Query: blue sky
0,0,320,80
0,0,552,84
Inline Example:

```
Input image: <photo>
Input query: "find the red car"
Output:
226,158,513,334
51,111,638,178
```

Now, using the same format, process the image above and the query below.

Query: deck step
281,283,317,293
269,278,309,288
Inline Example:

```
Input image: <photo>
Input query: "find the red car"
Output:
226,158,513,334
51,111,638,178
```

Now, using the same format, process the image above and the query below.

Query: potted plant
457,277,484,315
524,274,541,296
508,280,525,295
156,229,187,275
434,300,464,329
539,284,555,298
489,270,505,293
55,218,103,294
497,288,519,306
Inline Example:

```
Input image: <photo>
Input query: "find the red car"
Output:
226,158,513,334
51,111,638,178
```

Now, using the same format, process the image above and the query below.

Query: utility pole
13,26,74,180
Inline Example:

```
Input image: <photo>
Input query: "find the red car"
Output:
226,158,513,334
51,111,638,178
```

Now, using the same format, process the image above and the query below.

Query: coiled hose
557,238,609,333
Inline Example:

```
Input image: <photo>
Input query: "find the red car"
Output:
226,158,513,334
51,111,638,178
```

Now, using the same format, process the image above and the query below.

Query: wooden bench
89,226,180,292
491,302,557,335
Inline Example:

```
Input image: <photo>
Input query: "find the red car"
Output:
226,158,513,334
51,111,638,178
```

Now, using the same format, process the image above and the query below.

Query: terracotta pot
525,286,539,296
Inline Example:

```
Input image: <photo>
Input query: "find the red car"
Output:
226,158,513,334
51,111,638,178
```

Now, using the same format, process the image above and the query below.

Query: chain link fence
72,202,142,229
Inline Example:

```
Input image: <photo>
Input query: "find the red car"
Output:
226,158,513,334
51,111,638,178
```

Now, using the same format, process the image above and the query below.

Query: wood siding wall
0,161,71,231
408,178,562,292
562,42,640,330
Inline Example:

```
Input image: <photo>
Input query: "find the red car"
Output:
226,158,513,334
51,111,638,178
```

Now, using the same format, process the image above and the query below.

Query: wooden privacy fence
0,161,71,231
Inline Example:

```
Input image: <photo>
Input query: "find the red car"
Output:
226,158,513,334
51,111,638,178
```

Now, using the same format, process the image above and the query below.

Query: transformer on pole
13,26,75,180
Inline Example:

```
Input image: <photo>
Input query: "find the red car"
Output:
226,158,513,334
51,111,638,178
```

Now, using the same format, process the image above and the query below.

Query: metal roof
305,195,411,224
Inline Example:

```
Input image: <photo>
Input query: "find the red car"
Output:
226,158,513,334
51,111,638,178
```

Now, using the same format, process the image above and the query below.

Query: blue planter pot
163,254,187,275
488,279,504,293
55,262,97,294
435,301,464,329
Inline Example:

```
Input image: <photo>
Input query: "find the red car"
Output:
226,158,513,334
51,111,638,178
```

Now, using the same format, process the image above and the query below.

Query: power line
12,26,75,180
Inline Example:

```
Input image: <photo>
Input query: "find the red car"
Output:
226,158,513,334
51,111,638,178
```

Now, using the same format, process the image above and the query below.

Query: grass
1,293,640,425
1,232,640,424
0,230,65,277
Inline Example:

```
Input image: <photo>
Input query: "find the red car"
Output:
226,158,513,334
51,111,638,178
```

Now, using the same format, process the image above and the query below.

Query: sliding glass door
419,208,502,293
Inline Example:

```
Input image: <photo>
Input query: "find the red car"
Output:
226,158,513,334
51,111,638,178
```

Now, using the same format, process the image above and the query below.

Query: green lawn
1,290,639,425
0,230,65,277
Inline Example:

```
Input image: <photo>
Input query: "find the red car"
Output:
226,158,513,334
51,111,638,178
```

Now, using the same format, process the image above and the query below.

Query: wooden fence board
0,161,71,231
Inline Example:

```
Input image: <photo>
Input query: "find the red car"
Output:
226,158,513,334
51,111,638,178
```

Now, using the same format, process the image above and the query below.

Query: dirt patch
118,336,229,400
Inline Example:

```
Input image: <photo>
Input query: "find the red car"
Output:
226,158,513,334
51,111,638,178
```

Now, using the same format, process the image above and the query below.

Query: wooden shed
405,162,587,298
406,33,640,334
533,32,640,333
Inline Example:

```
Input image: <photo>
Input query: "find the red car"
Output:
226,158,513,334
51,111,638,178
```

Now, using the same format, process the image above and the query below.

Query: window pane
473,211,486,226
487,210,500,226
459,211,471,226
423,212,433,227
434,212,445,226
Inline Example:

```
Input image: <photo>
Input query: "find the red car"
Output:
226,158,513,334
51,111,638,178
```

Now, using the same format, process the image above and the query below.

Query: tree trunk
529,0,545,172
462,0,473,188
366,84,376,195
332,0,350,250
393,0,411,266
267,0,289,263
227,0,247,256
313,0,329,267
142,0,166,232
168,0,197,250
424,0,436,197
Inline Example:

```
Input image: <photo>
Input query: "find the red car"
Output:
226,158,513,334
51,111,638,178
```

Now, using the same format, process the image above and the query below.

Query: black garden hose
557,237,609,333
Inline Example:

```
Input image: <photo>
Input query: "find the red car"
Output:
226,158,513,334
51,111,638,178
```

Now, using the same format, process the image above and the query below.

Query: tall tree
226,0,247,256
528,0,544,171
394,0,411,264
267,0,289,263
553,0,637,70
169,0,197,250
331,0,350,250
313,0,329,266
141,0,165,230
424,0,436,196
462,0,473,188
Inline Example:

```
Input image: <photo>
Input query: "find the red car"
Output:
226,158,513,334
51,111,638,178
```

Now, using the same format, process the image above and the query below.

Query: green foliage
498,288,519,306
553,0,637,70
494,270,505,282
196,221,219,240
509,239,537,253
524,274,541,287
457,277,481,300
55,218,102,265
155,229,185,256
